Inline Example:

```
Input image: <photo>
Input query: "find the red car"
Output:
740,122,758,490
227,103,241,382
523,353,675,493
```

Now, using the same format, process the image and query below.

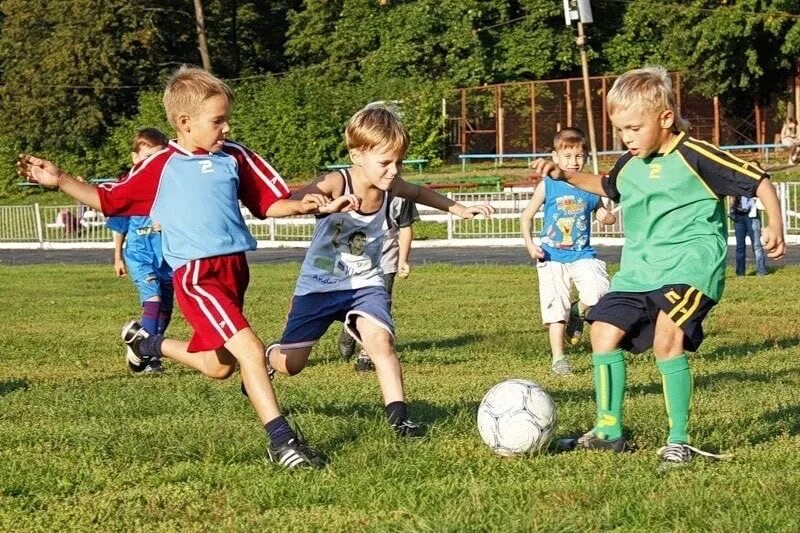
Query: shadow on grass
697,337,800,361
396,333,486,353
0,379,29,396
760,404,800,436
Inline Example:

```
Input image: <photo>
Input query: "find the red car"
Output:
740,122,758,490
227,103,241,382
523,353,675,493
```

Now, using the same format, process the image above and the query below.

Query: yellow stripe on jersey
676,151,718,199
668,287,696,320
675,289,704,327
684,138,765,180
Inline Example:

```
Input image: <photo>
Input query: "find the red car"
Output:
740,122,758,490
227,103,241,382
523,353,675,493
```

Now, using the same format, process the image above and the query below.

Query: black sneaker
657,443,733,471
391,418,425,438
354,353,375,373
267,437,327,469
555,430,630,453
121,320,157,374
338,328,357,361
565,301,584,346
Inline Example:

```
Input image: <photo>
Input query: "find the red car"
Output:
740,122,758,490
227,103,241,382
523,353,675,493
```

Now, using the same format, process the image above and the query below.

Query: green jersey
603,133,766,301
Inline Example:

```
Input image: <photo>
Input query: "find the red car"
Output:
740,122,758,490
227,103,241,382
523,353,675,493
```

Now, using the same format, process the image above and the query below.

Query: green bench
324,158,429,174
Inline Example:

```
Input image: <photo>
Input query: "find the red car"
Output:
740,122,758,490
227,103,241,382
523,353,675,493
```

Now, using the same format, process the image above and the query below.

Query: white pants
536,258,609,324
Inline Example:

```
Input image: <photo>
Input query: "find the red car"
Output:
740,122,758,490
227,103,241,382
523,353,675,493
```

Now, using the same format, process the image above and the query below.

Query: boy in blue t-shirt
106,128,174,374
521,128,615,375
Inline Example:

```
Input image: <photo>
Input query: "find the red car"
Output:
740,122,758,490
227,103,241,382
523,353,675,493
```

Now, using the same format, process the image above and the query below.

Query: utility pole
563,1,598,174
193,0,212,72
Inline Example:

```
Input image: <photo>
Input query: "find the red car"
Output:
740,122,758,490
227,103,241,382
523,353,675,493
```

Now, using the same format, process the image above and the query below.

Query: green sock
657,354,692,444
592,349,626,440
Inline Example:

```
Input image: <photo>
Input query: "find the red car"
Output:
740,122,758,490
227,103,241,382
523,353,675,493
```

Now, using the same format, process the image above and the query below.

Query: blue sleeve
106,216,130,234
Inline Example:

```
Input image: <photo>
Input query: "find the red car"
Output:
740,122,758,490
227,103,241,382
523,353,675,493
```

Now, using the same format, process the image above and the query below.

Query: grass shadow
0,379,29,396
696,337,800,361
396,333,486,353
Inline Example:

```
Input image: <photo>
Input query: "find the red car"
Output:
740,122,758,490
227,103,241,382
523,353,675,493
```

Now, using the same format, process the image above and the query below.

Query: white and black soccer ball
477,379,557,457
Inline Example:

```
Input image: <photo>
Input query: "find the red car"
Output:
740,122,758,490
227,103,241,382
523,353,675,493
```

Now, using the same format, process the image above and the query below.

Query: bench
324,158,429,174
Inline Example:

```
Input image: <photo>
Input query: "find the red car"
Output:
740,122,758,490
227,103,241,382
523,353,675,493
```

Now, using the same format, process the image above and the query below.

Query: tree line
0,0,798,193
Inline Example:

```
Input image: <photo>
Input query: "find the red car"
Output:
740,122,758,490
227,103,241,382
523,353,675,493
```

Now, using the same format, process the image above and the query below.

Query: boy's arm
520,182,546,261
529,159,610,197
754,179,785,259
397,226,413,279
18,155,102,210
113,232,127,277
594,203,616,225
392,179,493,219
266,172,359,216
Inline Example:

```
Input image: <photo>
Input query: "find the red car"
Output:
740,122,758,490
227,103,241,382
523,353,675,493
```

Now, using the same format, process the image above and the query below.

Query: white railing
2,184,798,249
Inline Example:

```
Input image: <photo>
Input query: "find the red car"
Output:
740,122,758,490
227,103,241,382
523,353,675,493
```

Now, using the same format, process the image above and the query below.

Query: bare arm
520,182,546,261
17,154,102,210
113,232,127,277
272,173,359,216
392,179,493,219
595,204,616,225
755,179,785,259
397,226,413,278
530,159,608,197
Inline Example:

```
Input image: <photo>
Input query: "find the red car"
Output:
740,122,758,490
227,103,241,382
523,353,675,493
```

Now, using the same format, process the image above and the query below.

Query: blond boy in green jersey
533,66,785,469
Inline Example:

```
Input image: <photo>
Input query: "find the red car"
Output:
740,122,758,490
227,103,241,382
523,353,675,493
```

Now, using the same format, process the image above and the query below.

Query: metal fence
2,185,799,249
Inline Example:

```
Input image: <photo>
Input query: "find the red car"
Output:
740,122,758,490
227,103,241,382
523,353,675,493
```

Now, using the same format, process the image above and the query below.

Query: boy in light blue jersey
521,128,615,376
106,128,173,374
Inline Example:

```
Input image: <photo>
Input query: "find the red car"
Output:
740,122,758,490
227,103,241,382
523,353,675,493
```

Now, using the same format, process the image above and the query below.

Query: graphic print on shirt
542,195,590,250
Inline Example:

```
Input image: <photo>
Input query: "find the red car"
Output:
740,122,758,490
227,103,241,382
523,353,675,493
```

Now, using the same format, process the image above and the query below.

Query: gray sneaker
551,359,572,376
657,443,733,470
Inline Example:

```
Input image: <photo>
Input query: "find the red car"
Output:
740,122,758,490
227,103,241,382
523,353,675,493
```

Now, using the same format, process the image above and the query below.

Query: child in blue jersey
107,128,173,374
267,104,494,437
521,128,615,376
18,66,359,470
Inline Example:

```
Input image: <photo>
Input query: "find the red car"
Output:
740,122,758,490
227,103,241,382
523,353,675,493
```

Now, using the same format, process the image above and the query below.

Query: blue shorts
129,260,173,303
280,286,394,349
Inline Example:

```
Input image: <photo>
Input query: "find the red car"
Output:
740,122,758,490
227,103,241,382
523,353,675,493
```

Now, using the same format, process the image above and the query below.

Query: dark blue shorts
280,286,394,349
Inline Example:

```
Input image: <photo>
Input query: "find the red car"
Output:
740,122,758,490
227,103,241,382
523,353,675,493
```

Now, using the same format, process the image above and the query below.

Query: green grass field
1,263,799,531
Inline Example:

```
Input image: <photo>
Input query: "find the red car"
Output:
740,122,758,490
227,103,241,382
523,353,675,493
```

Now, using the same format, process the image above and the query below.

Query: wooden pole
530,82,537,153
601,76,608,152
566,80,573,127
713,96,721,146
577,21,599,174
460,89,467,155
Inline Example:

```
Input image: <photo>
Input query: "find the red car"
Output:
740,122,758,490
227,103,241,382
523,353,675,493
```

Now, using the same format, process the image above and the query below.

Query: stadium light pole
563,0,599,174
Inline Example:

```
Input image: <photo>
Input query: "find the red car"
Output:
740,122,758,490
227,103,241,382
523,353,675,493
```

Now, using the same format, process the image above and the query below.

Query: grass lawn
1,263,799,530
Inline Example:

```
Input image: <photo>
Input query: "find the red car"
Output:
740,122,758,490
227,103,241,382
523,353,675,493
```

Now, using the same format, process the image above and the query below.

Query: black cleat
267,437,327,469
391,418,425,438
354,353,375,373
122,320,159,374
338,328,357,361
555,430,631,453
565,301,584,346
657,443,732,471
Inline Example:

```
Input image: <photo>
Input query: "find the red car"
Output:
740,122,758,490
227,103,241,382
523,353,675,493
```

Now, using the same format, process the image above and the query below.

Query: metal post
269,218,276,241
577,21,600,175
33,203,43,246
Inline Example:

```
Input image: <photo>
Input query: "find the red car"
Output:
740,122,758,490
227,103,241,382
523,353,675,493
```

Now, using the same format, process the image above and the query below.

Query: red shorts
173,253,251,352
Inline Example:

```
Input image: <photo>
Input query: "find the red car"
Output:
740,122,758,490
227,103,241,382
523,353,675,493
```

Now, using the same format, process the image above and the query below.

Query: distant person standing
730,195,767,277
781,117,799,165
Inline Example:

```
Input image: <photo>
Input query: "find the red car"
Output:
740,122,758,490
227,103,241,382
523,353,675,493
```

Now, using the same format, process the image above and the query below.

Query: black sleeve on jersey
679,140,767,198
395,198,420,228
602,152,633,202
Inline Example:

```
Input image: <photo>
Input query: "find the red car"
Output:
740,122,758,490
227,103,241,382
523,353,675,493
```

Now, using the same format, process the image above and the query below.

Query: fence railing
2,184,798,249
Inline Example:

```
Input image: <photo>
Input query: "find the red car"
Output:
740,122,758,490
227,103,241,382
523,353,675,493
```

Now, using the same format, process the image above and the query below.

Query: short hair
162,66,234,129
132,128,168,153
607,66,688,131
553,127,588,152
345,104,410,156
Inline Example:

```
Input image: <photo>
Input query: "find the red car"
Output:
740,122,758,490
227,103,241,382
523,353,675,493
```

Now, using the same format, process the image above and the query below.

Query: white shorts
782,137,797,148
535,258,609,324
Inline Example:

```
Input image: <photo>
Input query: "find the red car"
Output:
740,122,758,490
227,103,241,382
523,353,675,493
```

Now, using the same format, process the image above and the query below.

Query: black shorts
586,285,717,354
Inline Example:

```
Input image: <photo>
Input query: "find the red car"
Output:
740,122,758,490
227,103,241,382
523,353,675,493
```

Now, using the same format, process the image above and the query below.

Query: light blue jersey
539,177,601,263
98,141,291,270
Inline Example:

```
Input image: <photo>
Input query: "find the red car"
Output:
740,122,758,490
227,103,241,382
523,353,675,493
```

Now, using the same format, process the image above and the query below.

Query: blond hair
132,128,168,153
607,66,688,132
162,66,234,129
553,127,588,152
345,104,410,156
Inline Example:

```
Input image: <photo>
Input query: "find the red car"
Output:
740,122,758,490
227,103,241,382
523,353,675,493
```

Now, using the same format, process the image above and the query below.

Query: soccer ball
477,379,557,457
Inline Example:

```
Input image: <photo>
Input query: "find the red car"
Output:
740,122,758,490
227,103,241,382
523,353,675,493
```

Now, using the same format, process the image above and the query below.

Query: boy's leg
569,259,611,345
734,219,747,275
652,312,691,446
352,273,396,373
547,323,571,375
157,281,174,334
588,321,628,441
536,261,573,366
748,217,767,276
267,345,314,376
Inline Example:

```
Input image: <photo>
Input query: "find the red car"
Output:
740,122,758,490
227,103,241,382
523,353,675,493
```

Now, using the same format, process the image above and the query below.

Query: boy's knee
205,363,236,380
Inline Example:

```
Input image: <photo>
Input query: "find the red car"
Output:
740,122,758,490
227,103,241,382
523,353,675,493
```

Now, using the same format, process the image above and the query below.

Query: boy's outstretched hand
316,193,361,214
459,204,495,219
17,154,62,187
529,158,562,180
761,225,786,259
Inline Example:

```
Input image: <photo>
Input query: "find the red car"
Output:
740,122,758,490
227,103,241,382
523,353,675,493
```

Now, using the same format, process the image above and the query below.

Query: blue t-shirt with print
539,177,601,263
